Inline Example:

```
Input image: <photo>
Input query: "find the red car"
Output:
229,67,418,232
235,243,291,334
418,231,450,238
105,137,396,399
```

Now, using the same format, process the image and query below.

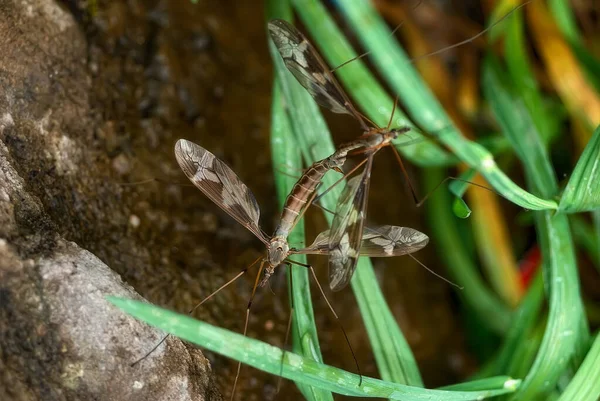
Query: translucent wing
359,226,429,256
304,225,428,256
327,158,373,291
268,19,364,123
174,139,269,244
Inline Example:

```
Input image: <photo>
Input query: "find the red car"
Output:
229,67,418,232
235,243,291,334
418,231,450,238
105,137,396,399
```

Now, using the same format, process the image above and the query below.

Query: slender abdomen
274,160,330,238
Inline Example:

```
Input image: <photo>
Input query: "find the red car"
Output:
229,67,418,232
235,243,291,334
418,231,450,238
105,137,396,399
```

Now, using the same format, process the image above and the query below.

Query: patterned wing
174,139,269,244
305,225,428,256
327,158,373,291
360,226,429,256
268,19,362,121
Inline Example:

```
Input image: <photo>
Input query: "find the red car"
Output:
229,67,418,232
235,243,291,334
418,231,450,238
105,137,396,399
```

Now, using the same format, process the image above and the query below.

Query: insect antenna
386,96,399,130
130,255,263,367
231,260,266,401
329,0,426,74
406,252,463,289
287,258,363,386
407,0,534,64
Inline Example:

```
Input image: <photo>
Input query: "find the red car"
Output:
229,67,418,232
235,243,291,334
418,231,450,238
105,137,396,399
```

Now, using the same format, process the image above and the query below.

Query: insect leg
131,255,263,367
288,258,363,387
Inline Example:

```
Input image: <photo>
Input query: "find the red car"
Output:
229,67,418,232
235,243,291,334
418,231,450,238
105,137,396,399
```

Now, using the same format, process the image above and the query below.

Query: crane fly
269,19,421,291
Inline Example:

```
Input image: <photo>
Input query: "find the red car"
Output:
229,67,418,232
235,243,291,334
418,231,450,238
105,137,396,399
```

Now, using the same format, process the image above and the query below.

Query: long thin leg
390,145,421,205
415,174,498,207
230,260,265,401
386,96,399,130
276,262,295,394
131,256,263,367
119,177,194,187
288,259,363,387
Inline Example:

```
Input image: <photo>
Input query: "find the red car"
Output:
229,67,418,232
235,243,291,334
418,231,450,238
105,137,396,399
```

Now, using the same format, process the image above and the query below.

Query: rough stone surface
0,1,220,400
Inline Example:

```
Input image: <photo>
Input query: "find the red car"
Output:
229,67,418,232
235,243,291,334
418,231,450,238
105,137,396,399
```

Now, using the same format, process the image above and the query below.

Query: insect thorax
267,236,290,266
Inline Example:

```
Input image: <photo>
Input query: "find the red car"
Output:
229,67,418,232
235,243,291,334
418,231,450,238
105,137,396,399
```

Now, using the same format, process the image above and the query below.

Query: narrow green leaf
503,6,559,144
489,273,545,376
108,297,520,400
483,55,558,197
548,0,581,42
440,376,520,392
558,125,600,213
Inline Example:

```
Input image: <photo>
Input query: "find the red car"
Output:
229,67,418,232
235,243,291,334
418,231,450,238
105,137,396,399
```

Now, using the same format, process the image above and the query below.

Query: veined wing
304,225,428,256
359,226,429,256
268,19,364,124
174,139,269,245
327,157,373,291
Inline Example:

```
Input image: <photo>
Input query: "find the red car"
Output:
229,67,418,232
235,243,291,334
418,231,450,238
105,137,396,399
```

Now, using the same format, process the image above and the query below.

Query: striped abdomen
272,138,372,239
274,158,337,238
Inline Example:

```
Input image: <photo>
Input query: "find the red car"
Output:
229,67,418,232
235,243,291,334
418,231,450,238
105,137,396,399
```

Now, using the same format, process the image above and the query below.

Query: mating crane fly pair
135,18,430,394
175,18,428,295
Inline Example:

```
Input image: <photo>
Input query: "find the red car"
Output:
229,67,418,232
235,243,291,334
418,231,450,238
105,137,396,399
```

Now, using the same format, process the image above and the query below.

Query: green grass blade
440,376,519,392
493,272,544,374
555,334,600,401
503,322,546,384
271,82,333,401
350,258,423,386
267,0,423,387
424,168,512,334
108,297,521,400
483,53,590,401
310,0,557,211
558,125,600,213
548,0,581,42
483,55,558,196
503,6,560,144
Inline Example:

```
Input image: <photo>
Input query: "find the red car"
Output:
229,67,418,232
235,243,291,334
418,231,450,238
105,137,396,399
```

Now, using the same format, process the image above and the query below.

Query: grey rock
0,1,220,400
